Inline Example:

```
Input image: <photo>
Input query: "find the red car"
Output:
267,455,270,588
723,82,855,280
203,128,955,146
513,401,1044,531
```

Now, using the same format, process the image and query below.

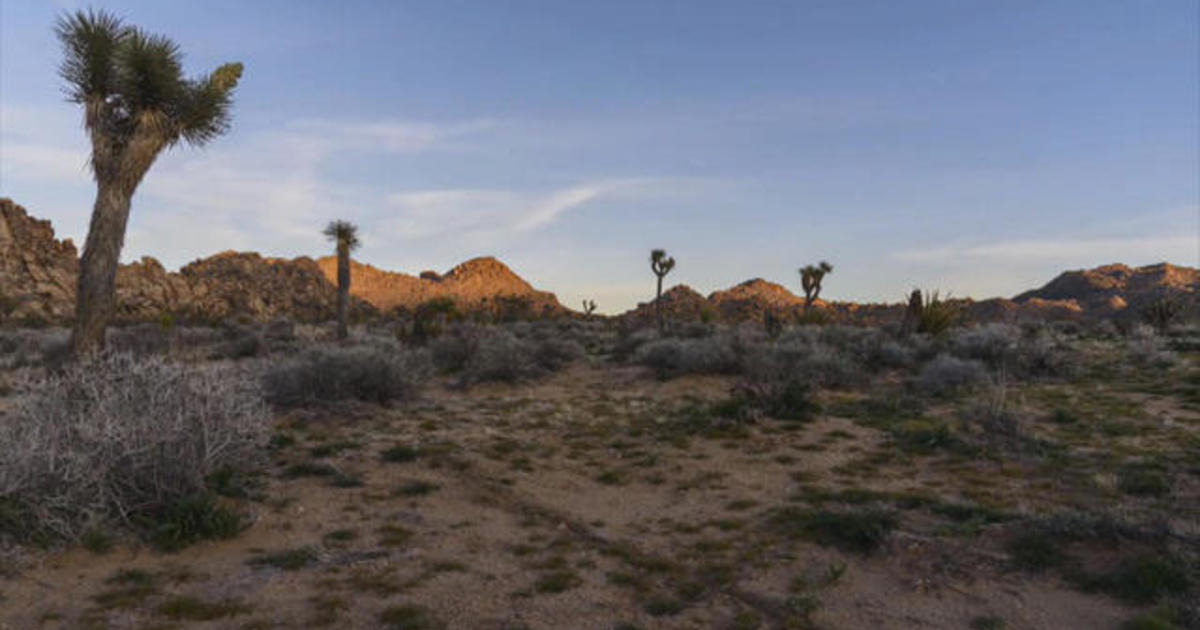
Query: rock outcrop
315,255,565,316
0,199,78,322
1014,263,1197,316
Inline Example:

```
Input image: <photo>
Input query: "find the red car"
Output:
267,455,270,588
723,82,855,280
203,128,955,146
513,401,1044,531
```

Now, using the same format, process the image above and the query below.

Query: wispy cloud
893,234,1196,266
382,183,606,239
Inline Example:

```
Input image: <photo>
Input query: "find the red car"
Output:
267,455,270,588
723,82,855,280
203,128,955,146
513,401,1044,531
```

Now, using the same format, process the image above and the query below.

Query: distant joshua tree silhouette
582,299,597,319
323,221,360,340
58,10,243,357
799,261,833,313
650,249,676,330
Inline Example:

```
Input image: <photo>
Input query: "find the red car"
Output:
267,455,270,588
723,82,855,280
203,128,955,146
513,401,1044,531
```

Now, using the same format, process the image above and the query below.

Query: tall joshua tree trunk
323,220,360,341
649,249,676,332
336,241,351,340
56,10,243,358
71,183,132,355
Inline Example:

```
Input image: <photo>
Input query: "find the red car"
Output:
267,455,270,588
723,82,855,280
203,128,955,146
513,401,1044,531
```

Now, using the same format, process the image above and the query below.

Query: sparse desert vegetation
1,312,1198,629
1,5,1196,630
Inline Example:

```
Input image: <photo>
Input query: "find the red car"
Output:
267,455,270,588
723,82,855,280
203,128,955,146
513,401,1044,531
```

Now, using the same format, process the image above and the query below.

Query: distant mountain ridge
0,198,1193,326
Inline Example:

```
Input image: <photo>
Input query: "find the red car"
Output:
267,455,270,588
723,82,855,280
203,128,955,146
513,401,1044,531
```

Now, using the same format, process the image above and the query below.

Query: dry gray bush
0,354,269,543
263,341,431,407
917,354,988,396
451,325,585,386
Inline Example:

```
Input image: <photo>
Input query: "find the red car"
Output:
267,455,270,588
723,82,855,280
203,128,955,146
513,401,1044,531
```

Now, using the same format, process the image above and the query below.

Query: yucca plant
915,289,960,335
57,10,243,356
323,221,360,340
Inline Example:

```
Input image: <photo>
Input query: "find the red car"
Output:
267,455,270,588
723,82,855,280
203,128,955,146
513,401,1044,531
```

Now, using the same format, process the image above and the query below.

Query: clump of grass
395,480,440,497
1005,530,1066,572
142,493,243,552
248,546,319,571
534,569,582,593
92,569,159,610
281,461,339,479
157,596,251,621
381,445,420,463
969,615,1006,630
379,604,443,629
323,529,358,544
767,507,897,554
378,525,414,547
1084,555,1192,606
643,594,685,617
1117,464,1171,497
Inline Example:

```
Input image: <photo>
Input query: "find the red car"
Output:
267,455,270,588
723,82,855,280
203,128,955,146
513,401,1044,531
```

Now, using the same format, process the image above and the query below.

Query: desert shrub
767,507,897,554
728,370,819,422
1142,294,1189,332
915,290,960,335
1117,463,1171,497
1085,554,1193,605
210,324,265,360
767,329,864,389
263,343,431,407
452,326,584,386
1014,328,1077,378
1127,325,1176,368
107,323,173,358
916,354,988,396
0,355,268,544
634,333,746,379
951,324,1019,370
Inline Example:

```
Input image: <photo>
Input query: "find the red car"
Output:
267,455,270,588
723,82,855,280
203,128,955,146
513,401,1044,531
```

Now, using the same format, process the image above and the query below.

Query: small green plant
382,445,420,463
1005,530,1065,572
379,604,443,630
249,546,319,571
395,480,440,497
911,289,960,335
157,596,251,621
142,493,242,552
643,594,685,616
767,507,898,554
81,527,113,554
1085,554,1192,605
970,615,1006,630
534,569,582,593
1116,464,1171,497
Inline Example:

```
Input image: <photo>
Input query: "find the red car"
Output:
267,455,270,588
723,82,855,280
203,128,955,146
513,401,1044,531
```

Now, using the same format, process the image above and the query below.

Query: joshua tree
799,261,833,312
58,10,243,356
650,249,676,329
323,220,360,340
582,299,597,319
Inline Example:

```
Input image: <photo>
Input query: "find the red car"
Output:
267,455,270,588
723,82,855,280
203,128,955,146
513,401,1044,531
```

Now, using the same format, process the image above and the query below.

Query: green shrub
767,507,897,554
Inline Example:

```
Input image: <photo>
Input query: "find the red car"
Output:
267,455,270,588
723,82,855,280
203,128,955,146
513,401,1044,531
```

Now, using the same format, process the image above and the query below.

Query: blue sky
1,0,1197,312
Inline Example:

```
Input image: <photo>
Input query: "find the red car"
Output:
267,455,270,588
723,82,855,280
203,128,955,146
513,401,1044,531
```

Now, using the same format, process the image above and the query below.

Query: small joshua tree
582,299,597,319
58,10,243,357
323,220,360,340
650,249,676,330
799,261,833,312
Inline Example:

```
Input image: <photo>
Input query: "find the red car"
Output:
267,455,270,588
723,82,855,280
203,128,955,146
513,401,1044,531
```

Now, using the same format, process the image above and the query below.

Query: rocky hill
1014,263,1197,316
620,261,1195,327
315,256,564,317
0,199,561,324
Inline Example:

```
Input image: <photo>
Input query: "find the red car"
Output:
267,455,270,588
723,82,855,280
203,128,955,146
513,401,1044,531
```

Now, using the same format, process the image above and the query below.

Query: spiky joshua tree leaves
58,10,243,357
323,221,361,340
799,261,833,313
650,249,676,330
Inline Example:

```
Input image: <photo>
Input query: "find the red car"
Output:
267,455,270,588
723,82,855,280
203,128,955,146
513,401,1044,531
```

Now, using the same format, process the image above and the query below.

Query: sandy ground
3,360,1191,630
